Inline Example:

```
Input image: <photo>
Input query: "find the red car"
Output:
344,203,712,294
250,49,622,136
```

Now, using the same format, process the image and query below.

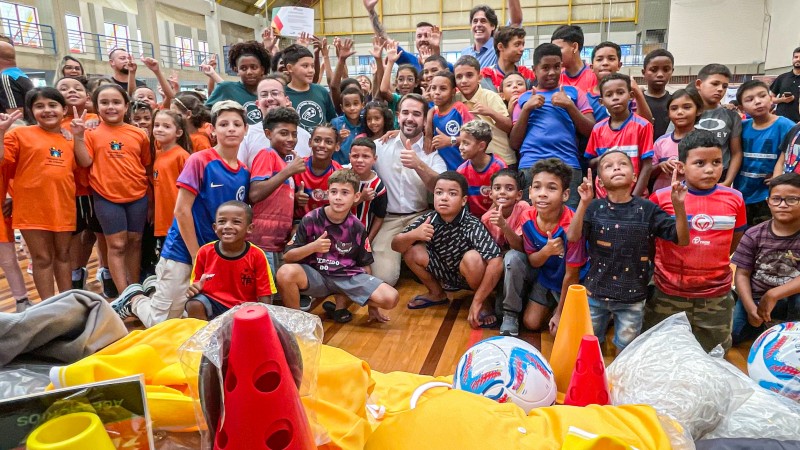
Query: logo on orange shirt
110,140,124,151
49,147,62,157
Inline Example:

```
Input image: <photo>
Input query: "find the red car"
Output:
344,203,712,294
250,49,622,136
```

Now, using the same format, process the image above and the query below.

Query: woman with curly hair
205,40,271,126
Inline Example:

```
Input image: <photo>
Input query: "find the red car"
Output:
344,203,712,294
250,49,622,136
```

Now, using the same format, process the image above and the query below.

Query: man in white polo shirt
373,93,446,286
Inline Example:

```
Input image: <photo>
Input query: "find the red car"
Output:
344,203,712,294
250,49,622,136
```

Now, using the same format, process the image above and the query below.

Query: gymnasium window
104,22,129,53
0,1,41,47
198,40,210,65
175,36,193,66
65,14,83,53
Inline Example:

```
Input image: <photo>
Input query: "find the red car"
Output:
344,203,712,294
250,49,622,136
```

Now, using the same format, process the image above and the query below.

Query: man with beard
108,49,145,91
770,47,800,123
372,93,446,286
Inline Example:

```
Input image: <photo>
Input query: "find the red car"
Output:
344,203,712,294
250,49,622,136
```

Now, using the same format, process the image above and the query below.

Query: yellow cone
551,285,593,404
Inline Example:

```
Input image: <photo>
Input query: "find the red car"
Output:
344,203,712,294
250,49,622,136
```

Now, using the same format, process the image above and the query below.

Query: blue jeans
589,298,646,351
731,294,800,346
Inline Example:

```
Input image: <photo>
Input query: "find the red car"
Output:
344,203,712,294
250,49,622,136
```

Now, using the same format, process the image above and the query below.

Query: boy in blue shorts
509,43,595,207
277,169,399,323
185,201,275,320
734,80,797,226
568,151,690,352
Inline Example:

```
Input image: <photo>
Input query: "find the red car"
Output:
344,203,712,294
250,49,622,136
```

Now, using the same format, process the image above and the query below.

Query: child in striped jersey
349,137,386,244
456,120,507,217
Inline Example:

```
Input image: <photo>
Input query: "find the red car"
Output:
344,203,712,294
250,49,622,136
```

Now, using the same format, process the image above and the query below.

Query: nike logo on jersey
210,182,223,188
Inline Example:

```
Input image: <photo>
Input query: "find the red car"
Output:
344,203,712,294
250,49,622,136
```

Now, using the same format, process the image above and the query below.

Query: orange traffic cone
550,284,594,404
215,306,315,450
564,335,610,406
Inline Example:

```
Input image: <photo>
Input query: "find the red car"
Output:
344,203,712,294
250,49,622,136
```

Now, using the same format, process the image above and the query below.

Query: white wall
764,0,800,71
668,0,767,66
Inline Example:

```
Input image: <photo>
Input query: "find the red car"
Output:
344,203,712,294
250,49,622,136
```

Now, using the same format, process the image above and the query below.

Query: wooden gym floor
0,251,751,376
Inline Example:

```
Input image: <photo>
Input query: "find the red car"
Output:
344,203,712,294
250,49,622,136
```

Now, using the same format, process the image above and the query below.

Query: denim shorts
589,297,646,351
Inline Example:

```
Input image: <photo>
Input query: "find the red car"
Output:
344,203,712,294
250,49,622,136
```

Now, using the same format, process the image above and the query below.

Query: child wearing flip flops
277,169,399,323
392,171,503,329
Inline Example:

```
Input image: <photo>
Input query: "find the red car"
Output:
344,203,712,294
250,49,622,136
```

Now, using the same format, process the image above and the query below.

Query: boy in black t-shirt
641,49,675,139
567,151,689,352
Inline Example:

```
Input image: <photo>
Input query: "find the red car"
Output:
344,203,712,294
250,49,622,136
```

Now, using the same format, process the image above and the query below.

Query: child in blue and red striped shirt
456,120,507,217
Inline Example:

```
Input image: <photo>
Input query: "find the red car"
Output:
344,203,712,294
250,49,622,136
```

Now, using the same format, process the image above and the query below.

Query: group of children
2,24,799,356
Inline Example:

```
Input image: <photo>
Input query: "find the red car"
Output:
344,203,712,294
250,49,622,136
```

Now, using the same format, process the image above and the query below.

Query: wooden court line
419,297,464,376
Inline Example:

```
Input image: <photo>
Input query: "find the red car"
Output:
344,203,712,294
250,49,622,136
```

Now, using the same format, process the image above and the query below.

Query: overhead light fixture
255,0,266,7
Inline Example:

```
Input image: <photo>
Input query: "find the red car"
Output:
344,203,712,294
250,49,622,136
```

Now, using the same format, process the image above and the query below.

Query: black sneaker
101,269,118,298
110,283,144,320
72,267,88,290
299,295,313,312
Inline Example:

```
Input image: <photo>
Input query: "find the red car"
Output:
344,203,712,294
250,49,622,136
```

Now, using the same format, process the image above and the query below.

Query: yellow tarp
50,319,673,449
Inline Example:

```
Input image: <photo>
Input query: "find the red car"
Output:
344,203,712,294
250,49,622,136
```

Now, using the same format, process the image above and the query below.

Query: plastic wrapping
179,303,327,449
607,313,750,440
703,358,800,440
0,365,52,399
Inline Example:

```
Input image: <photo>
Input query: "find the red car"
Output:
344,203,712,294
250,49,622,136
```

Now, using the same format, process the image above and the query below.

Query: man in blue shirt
460,6,499,69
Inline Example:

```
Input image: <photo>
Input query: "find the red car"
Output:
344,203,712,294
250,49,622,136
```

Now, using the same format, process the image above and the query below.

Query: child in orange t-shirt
151,110,190,238
171,94,211,152
0,122,30,311
56,76,107,293
72,84,151,295
2,87,77,300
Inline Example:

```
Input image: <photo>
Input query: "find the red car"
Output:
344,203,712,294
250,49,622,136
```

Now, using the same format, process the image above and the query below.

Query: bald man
108,48,145,91
0,40,32,113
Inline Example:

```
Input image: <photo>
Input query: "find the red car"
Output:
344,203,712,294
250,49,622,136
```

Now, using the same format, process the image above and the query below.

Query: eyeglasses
767,196,800,206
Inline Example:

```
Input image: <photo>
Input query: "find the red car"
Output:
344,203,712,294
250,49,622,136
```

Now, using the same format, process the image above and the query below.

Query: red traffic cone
214,306,315,450
563,335,610,407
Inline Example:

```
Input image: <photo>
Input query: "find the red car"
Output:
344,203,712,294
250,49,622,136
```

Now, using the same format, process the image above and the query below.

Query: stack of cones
215,306,314,450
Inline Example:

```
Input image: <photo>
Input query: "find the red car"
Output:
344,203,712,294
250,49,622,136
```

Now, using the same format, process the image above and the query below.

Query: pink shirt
651,132,682,192
480,200,532,249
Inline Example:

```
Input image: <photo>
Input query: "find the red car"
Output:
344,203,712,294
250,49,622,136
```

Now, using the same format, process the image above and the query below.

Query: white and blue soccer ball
454,336,557,413
748,321,800,400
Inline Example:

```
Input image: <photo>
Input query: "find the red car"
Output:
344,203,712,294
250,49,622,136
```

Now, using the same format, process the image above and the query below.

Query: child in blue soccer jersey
734,80,797,226
509,43,595,207
426,71,475,170
110,101,251,327
331,86,365,165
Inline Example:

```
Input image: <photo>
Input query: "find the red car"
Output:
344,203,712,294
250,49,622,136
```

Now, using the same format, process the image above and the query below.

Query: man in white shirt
373,93,446,286
238,75,311,167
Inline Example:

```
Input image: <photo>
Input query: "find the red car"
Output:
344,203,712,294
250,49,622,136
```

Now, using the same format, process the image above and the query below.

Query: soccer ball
454,336,557,413
748,321,800,399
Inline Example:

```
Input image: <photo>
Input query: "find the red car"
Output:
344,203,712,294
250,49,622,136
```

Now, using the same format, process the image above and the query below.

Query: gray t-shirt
668,106,742,168
696,107,742,168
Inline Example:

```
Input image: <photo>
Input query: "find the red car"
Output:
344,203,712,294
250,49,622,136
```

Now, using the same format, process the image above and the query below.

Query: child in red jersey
293,123,343,220
645,129,746,352
585,73,654,198
185,201,275,320
456,120,507,217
